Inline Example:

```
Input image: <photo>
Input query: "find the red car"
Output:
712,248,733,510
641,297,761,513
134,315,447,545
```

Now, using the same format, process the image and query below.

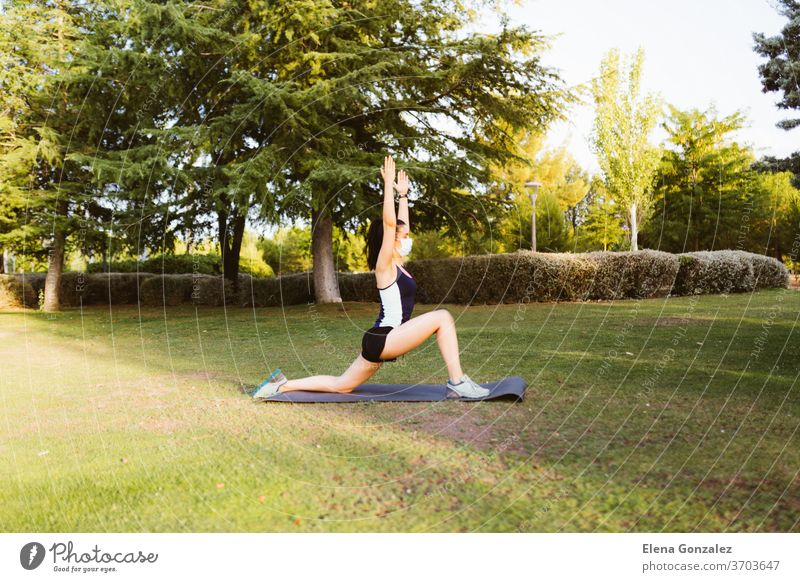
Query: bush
189,275,235,306
85,273,154,305
7,273,154,307
139,275,195,307
338,272,379,302
409,253,587,304
672,251,787,295
749,253,790,289
17,273,46,299
405,250,676,305
238,272,314,307
2,249,785,310
0,275,37,308
584,250,679,299
56,272,90,307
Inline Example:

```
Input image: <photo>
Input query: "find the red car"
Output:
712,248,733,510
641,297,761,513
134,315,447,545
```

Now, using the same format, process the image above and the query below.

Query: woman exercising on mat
253,155,489,400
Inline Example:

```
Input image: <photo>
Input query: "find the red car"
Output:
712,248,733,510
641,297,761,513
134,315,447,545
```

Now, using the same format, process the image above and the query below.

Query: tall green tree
590,47,663,251
249,0,575,301
753,0,800,133
79,0,273,285
575,177,626,252
752,0,800,190
641,105,756,253
747,170,800,261
0,0,108,310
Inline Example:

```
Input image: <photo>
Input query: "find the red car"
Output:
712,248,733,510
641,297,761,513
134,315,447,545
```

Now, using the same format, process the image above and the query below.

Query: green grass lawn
1,289,798,532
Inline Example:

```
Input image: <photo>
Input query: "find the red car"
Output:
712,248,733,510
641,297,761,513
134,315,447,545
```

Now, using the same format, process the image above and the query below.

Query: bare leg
279,355,382,394
379,309,464,381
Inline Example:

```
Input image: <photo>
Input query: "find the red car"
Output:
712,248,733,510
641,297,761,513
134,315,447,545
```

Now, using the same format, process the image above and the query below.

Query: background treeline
1,0,799,311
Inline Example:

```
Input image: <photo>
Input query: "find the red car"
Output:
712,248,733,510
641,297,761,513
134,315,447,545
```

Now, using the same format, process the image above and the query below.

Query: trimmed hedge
235,249,782,308
139,274,237,307
4,250,789,309
139,275,192,307
673,250,789,295
0,275,37,308
389,249,679,304
237,272,314,307
190,274,235,306
63,272,155,306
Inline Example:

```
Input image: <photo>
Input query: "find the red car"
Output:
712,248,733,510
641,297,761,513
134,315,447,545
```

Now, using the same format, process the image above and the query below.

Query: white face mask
397,237,413,257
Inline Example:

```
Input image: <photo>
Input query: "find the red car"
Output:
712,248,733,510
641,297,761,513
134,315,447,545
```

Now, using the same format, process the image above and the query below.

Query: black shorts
361,326,398,363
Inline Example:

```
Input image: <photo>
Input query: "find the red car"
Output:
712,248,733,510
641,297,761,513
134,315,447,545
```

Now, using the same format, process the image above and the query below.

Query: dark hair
366,219,405,270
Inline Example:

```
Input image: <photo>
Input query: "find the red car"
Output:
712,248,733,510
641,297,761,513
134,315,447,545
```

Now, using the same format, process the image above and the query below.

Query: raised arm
396,169,409,231
381,156,396,228
375,156,398,273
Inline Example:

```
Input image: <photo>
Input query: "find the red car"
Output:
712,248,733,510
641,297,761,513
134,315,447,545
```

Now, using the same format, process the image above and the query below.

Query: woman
253,155,489,400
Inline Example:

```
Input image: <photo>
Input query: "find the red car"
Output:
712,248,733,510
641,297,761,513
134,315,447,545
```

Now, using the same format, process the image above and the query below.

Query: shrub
16,273,46,299
0,275,37,308
238,272,314,307
84,273,155,305
8,272,154,307
338,272,379,303
190,275,235,306
405,251,674,305
58,272,92,307
584,250,679,299
749,253,790,289
674,251,749,295
139,275,194,307
673,251,788,295
2,249,785,310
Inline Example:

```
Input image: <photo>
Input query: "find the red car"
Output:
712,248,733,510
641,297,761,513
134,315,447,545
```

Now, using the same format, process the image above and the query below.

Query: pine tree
753,0,800,132
642,105,755,253
245,0,575,301
0,0,108,310
752,0,800,191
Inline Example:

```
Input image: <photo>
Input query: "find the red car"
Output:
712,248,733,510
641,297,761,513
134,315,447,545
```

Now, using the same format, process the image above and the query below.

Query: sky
491,0,797,176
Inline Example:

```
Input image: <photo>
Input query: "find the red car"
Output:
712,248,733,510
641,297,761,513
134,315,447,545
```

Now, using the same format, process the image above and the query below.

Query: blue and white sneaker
446,374,490,400
252,369,288,400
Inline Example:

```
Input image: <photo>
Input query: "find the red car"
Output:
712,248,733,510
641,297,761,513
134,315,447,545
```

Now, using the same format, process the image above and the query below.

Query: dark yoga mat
253,375,526,403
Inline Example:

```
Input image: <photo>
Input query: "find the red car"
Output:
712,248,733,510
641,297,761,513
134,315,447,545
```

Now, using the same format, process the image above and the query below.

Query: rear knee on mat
332,378,357,393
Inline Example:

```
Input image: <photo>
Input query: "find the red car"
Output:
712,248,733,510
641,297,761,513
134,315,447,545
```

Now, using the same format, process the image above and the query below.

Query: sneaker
252,369,288,400
446,374,490,400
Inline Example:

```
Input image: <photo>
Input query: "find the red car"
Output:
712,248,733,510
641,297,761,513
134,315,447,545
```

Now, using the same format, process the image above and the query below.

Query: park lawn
0,289,798,532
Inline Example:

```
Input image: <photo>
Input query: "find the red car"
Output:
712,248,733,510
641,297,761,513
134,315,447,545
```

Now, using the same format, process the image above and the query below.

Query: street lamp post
525,180,541,253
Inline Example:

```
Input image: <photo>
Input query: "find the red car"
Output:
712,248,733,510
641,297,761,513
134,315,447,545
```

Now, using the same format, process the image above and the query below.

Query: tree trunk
218,208,246,292
311,206,342,304
629,201,639,251
44,204,68,312
0,250,4,274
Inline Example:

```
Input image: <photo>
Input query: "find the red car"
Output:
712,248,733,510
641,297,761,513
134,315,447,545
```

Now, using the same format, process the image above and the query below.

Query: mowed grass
0,288,798,532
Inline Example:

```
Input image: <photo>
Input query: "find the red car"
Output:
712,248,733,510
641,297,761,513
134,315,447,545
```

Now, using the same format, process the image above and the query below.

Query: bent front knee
436,308,455,327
